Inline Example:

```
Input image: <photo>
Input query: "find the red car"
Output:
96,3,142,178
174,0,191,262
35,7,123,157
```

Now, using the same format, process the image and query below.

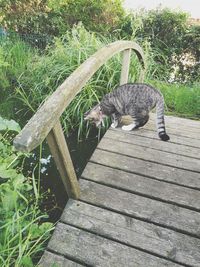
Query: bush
0,117,53,267
15,25,146,138
0,37,35,118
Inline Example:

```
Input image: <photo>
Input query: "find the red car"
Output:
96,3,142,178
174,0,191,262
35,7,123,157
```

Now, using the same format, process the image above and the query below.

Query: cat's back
115,83,159,95
112,83,160,103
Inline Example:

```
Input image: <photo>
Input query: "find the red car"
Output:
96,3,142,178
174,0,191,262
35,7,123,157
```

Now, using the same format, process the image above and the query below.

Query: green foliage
15,25,146,138
0,117,53,267
150,80,200,119
0,38,35,118
121,8,199,83
0,0,125,36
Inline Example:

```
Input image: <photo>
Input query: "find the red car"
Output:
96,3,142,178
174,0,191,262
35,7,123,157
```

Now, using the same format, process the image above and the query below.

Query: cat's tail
156,95,170,141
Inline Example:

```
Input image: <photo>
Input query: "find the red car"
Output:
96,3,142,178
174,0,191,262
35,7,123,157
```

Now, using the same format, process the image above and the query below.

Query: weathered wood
46,121,80,199
39,251,84,267
106,129,200,159
48,223,182,267
13,41,145,152
79,179,200,236
90,149,200,189
82,162,200,210
150,113,200,130
97,137,200,172
62,200,200,266
121,115,200,139
120,49,131,85
145,121,200,139
116,126,200,148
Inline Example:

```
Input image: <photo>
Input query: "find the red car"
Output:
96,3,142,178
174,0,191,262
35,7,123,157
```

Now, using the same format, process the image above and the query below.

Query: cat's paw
159,132,170,141
122,123,136,131
111,121,118,128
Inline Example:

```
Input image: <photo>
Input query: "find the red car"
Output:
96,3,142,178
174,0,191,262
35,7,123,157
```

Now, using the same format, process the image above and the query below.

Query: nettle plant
0,117,53,267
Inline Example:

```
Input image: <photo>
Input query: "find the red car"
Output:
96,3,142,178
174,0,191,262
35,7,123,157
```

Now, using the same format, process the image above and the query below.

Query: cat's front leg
111,113,120,128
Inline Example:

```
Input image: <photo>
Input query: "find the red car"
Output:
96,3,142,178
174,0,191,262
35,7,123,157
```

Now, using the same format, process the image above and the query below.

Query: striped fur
84,83,170,141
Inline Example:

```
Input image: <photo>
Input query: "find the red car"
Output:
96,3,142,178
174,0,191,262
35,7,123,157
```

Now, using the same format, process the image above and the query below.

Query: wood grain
106,129,200,158
48,223,183,267
79,179,200,236
82,162,200,210
90,149,200,189
97,137,200,172
62,200,200,266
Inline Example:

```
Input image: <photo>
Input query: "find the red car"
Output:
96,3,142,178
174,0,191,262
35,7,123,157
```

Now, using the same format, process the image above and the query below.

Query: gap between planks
60,199,200,267
90,149,200,190
79,179,200,238
106,129,200,159
82,162,200,211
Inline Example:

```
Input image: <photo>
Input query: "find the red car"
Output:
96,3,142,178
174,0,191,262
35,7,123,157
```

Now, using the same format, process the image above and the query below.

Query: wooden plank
145,121,200,139
82,162,200,210
149,119,200,134
122,115,200,139
39,251,84,267
46,121,80,199
118,127,200,148
106,129,200,159
151,113,200,129
97,137,200,172
13,41,145,152
120,49,131,85
79,179,200,236
62,200,200,266
90,149,200,189
126,126,200,148
48,223,183,267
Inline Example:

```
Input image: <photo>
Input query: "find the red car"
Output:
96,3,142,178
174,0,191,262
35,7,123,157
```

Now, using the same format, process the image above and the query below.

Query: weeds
0,117,53,267
150,80,200,119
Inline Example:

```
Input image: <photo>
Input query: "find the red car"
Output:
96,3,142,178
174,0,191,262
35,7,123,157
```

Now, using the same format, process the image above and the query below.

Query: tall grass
15,25,149,139
150,80,200,119
0,38,35,119
0,117,54,267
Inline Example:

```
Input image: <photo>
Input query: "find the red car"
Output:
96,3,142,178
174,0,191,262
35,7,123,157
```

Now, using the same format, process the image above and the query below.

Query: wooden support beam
46,120,80,199
120,49,131,85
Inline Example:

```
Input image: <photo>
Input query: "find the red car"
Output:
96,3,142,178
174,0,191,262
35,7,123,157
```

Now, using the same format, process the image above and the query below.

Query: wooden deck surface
39,115,200,267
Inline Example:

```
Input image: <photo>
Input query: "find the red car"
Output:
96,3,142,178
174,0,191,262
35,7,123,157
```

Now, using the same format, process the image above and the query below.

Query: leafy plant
0,117,53,267
15,24,147,139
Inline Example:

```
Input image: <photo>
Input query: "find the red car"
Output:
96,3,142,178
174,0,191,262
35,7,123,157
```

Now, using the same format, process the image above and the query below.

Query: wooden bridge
13,41,200,266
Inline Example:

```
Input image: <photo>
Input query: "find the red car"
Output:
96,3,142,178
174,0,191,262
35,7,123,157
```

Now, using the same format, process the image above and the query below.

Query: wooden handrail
13,40,146,199
14,41,145,152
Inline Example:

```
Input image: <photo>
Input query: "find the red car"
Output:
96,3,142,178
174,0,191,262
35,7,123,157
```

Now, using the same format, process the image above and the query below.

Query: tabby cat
84,83,170,141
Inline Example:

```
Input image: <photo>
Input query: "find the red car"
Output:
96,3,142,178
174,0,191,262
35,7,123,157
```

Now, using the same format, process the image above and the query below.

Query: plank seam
104,135,200,160
79,199,200,239
109,128,200,148
46,248,91,267
80,176,200,213
142,127,200,141
96,147,200,174
60,220,189,267
89,159,200,191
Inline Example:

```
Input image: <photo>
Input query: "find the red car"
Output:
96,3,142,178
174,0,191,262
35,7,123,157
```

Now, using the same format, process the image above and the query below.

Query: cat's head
84,104,106,128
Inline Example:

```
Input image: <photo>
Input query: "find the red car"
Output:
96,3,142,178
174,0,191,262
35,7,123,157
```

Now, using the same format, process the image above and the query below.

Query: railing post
120,49,131,85
46,120,80,199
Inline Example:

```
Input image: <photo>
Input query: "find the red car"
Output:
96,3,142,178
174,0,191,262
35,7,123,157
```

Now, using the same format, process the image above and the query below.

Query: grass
13,25,151,139
0,117,54,267
150,80,200,119
0,37,35,119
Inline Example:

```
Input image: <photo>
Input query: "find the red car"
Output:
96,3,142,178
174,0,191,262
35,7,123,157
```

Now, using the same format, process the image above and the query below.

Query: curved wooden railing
13,40,146,199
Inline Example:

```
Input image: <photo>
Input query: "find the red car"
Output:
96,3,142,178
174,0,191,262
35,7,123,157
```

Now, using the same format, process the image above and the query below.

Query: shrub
0,116,53,266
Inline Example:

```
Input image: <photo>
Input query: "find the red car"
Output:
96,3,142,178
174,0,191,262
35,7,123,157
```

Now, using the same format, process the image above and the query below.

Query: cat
84,83,170,141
